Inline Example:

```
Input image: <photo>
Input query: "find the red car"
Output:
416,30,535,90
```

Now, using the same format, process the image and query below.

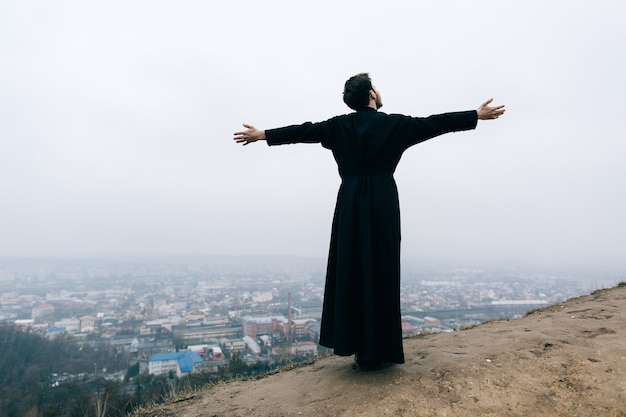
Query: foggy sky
1,1,625,266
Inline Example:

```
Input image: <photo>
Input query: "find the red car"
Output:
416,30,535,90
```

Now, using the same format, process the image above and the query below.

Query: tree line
0,325,305,417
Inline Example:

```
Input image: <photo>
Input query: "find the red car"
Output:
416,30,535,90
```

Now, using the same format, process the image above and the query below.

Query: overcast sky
1,1,625,267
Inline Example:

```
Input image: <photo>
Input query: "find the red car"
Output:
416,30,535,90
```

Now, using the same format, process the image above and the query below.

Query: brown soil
136,285,626,417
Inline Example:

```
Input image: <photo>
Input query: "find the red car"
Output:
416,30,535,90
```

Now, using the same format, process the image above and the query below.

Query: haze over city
1,1,625,268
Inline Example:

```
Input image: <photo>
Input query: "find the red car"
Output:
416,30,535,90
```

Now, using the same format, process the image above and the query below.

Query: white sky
1,0,625,267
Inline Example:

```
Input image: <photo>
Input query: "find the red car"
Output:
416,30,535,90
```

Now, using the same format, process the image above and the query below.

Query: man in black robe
234,73,505,370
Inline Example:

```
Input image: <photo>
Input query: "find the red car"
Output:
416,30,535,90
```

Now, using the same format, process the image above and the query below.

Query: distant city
0,254,622,381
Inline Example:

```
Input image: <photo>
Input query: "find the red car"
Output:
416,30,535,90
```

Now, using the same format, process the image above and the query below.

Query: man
234,73,505,370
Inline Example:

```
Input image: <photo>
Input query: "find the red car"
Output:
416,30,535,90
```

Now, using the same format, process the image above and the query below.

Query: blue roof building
148,351,203,377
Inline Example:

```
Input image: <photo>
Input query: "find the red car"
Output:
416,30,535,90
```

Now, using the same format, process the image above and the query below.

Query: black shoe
353,355,392,371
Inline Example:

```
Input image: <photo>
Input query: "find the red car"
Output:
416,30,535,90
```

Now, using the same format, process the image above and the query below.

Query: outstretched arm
233,124,266,146
477,99,505,120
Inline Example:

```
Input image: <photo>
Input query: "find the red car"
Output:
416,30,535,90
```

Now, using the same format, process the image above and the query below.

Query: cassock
265,108,478,364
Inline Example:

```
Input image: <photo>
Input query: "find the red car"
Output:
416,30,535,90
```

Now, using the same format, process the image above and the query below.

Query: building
252,291,273,303
306,324,321,341
423,316,442,327
290,341,318,357
14,319,34,328
401,318,419,337
54,318,80,334
148,352,203,377
47,326,66,339
258,335,272,346
222,338,246,354
242,335,261,356
288,319,313,339
403,315,424,326
208,346,224,360
31,303,55,320
174,325,242,342
80,315,97,332
242,315,287,339
187,344,210,357
202,316,229,326
290,302,323,319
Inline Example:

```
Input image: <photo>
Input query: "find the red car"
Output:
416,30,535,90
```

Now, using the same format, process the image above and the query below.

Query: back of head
343,73,373,111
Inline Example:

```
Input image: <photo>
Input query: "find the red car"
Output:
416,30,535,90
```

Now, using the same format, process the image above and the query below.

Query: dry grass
129,356,326,416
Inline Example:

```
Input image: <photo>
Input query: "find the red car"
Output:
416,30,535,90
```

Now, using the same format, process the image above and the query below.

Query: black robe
265,108,478,364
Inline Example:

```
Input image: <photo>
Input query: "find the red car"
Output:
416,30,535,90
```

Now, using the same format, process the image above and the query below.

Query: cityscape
1,254,621,383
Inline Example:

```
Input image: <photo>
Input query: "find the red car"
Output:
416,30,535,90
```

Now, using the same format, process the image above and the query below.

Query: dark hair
343,73,373,110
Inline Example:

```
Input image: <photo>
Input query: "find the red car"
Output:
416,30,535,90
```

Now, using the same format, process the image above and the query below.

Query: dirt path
139,285,626,417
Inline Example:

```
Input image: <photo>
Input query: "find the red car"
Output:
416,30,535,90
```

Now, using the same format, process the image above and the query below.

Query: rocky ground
134,284,626,417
